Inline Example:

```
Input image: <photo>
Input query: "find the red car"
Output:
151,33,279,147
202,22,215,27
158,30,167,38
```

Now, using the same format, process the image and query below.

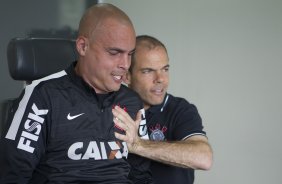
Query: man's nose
118,55,131,70
155,71,165,83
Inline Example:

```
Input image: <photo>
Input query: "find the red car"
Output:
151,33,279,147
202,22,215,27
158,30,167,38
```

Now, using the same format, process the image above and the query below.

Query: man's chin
150,98,165,106
111,84,122,92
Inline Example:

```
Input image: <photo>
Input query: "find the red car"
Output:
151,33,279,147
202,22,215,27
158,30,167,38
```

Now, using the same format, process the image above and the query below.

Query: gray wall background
102,0,281,184
1,0,282,183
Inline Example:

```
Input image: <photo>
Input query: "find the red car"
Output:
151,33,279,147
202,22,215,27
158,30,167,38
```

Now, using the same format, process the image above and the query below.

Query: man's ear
123,72,131,85
76,36,88,56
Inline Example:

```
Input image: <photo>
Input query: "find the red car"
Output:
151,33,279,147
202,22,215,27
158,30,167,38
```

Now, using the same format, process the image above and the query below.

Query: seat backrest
1,37,78,136
7,37,78,83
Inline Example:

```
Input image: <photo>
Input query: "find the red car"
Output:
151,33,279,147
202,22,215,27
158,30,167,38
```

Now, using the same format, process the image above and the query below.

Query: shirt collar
65,61,116,102
147,94,170,114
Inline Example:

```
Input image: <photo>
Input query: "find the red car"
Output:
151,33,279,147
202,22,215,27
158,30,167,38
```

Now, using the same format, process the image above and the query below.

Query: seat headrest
7,37,78,81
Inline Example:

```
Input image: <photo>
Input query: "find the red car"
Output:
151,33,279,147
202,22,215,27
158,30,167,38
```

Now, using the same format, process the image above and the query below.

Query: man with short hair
113,35,213,184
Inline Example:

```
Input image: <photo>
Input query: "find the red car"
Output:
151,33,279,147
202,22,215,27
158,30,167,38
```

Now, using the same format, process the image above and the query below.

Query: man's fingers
115,132,127,141
112,106,134,127
113,117,128,131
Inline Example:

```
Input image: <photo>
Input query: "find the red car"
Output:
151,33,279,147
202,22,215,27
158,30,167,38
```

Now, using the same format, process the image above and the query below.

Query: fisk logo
17,103,48,153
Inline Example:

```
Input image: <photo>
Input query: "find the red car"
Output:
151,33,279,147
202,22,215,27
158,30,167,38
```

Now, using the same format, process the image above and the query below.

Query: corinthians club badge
149,123,167,141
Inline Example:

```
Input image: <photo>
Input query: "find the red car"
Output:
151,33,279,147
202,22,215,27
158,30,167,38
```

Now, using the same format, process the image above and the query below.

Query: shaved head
78,3,134,41
75,3,136,94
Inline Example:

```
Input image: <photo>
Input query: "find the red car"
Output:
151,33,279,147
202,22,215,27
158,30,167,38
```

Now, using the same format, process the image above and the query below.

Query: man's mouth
113,75,122,80
152,88,164,95
113,74,123,83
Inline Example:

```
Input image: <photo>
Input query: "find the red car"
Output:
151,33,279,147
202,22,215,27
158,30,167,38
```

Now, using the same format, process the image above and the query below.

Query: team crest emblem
149,123,167,141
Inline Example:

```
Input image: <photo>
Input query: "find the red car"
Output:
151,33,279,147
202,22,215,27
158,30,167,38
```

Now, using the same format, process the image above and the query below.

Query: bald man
0,3,151,183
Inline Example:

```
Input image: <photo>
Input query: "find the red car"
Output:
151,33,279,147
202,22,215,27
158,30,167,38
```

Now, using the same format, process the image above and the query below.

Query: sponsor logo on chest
67,141,128,160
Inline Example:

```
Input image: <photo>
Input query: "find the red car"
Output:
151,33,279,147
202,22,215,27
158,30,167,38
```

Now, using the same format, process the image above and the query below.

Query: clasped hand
112,106,142,153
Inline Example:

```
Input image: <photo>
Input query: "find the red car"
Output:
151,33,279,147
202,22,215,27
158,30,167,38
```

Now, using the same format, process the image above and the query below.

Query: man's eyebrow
107,47,125,53
141,67,155,71
159,64,170,70
163,64,170,68
141,64,170,71
106,47,136,54
129,48,136,55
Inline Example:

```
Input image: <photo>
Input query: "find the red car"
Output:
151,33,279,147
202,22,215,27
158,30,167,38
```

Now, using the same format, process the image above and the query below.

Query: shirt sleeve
0,86,49,183
172,99,206,140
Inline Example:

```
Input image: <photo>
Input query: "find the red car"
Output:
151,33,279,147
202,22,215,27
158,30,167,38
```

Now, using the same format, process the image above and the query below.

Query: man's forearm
131,136,213,170
111,107,213,170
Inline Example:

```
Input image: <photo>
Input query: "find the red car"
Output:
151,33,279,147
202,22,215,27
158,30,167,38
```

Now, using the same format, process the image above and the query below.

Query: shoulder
119,85,142,100
21,70,72,104
29,62,76,92
31,70,70,91
118,84,143,108
166,94,190,106
166,94,199,112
